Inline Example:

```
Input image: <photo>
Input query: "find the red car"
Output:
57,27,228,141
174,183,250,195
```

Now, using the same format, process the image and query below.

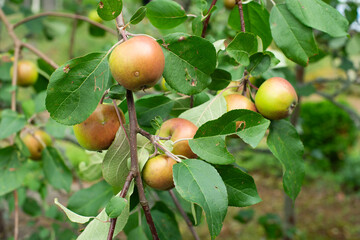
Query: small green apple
21,129,52,160
10,60,38,87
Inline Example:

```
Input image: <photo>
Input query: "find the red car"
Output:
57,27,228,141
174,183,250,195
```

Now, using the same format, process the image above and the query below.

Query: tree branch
201,0,218,38
21,42,59,69
13,12,117,35
169,190,200,240
236,0,245,32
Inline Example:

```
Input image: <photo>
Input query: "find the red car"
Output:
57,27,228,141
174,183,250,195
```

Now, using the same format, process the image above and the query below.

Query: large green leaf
97,0,122,21
228,2,272,49
0,110,26,140
146,0,187,29
102,125,150,188
286,0,349,38
173,159,227,239
179,95,227,127
42,147,72,192
248,52,271,76
159,33,217,95
67,181,113,216
46,52,110,125
217,165,261,207
226,32,258,66
189,110,270,164
0,146,27,196
270,4,318,66
267,120,305,201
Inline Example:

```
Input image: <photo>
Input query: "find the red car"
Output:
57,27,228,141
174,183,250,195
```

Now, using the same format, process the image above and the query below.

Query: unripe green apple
225,94,257,112
109,36,165,91
88,10,102,23
224,0,236,9
142,154,177,190
255,77,298,120
10,60,38,87
73,104,125,151
21,129,52,160
158,118,198,159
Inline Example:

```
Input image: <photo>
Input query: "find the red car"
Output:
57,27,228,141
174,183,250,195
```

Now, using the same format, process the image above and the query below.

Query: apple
224,0,236,9
73,104,125,151
88,10,102,23
255,77,298,120
21,129,52,160
109,36,165,91
10,60,38,87
225,94,257,112
142,154,177,190
158,118,198,159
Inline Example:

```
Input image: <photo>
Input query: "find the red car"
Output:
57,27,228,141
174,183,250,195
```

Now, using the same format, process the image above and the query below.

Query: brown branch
13,191,19,240
21,42,59,69
236,0,246,32
201,0,218,38
112,99,130,144
13,12,117,35
169,190,200,240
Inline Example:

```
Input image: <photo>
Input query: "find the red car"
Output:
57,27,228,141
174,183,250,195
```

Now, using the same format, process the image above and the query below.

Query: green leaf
146,0,187,29
108,84,126,100
267,120,305,201
228,2,272,49
128,226,148,240
42,147,72,192
136,95,174,127
0,110,26,140
46,52,110,125
248,52,271,76
130,6,147,25
217,165,261,207
67,181,113,216
208,69,232,91
179,95,227,127
159,33,217,95
286,0,349,38
97,0,123,21
54,198,92,224
102,125,150,187
189,110,270,164
173,159,227,239
227,32,258,66
270,4,318,66
77,181,134,240
106,197,127,218
0,146,27,196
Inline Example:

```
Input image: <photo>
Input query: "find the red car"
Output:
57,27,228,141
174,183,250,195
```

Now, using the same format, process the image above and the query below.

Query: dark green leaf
248,52,271,76
128,226,148,240
22,197,41,216
228,2,272,49
0,110,26,140
174,159,227,238
46,52,110,125
42,147,72,192
208,69,232,91
234,208,255,224
67,180,113,216
217,165,261,207
106,197,127,218
227,32,258,66
0,146,27,196
130,6,147,25
97,0,123,21
146,0,187,29
267,120,305,201
270,4,318,66
159,33,216,95
108,84,126,100
286,0,349,37
37,58,55,76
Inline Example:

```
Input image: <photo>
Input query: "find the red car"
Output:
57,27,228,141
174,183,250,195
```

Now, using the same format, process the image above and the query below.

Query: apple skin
21,130,52,160
10,60,38,87
142,154,177,190
158,118,198,159
109,36,165,91
73,104,125,151
224,0,236,9
255,77,298,120
225,94,257,112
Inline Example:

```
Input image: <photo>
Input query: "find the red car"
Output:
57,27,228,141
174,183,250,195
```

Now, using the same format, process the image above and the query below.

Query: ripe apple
21,129,52,160
109,36,165,91
255,77,298,120
224,0,236,9
73,104,125,151
10,60,38,87
88,10,102,23
158,118,198,159
142,154,177,190
225,94,257,112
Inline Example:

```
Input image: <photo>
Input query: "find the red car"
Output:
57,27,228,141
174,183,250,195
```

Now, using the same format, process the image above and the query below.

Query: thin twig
13,191,18,240
201,0,218,38
236,0,246,32
21,42,59,69
69,0,82,58
112,99,130,144
13,12,117,35
169,190,200,240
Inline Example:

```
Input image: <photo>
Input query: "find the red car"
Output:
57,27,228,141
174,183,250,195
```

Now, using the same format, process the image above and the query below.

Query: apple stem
169,190,200,240
201,0,218,38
